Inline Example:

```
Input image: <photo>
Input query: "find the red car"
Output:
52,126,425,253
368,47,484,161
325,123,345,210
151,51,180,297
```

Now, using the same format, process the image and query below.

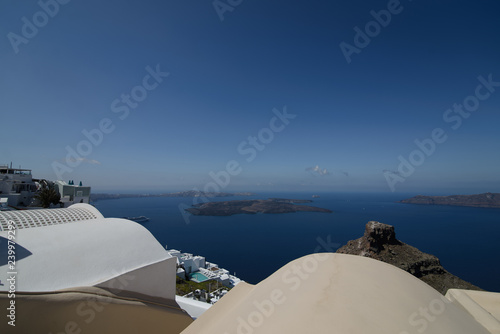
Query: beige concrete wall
0,287,193,334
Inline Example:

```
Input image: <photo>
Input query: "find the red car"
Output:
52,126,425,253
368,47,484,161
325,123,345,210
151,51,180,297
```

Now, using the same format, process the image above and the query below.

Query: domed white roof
182,253,493,334
0,203,103,231
0,205,176,301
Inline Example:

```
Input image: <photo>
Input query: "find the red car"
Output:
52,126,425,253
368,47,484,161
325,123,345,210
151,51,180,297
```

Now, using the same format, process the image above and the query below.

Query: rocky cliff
336,221,482,295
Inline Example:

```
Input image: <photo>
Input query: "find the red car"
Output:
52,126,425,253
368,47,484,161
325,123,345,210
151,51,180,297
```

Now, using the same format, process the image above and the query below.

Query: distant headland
91,191,255,202
399,192,500,208
185,198,332,216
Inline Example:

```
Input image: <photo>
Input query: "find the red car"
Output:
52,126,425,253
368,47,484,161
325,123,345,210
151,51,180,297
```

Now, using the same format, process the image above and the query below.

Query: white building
0,165,90,208
0,198,7,210
0,164,37,207
54,180,91,207
166,249,241,288
169,250,206,274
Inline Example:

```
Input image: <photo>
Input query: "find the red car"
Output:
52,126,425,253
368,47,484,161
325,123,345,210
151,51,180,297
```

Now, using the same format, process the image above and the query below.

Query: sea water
93,192,500,292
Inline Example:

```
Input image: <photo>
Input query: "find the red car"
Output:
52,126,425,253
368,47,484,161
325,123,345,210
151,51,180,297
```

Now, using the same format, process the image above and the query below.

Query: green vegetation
175,276,231,296
34,183,61,208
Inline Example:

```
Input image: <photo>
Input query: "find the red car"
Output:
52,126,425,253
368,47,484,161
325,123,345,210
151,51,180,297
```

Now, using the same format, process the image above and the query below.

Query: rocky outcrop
399,192,500,208
336,221,482,295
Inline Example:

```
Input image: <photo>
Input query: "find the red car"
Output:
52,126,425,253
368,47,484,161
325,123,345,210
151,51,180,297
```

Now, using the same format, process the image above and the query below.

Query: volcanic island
185,198,332,216
398,192,500,208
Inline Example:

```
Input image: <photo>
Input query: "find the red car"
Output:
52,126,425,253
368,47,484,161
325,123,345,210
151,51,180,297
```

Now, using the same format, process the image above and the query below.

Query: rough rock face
337,221,482,295
363,221,401,252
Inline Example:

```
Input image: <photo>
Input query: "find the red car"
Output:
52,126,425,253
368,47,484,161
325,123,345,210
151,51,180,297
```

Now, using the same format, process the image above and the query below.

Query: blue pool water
93,192,500,292
189,272,211,283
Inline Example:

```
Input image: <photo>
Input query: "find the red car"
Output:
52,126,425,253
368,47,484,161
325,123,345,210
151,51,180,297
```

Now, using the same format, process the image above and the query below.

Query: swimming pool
189,272,211,283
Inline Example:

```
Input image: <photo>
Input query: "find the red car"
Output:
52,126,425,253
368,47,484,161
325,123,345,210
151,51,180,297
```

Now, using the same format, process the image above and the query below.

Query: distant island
91,191,255,202
399,192,500,208
185,198,332,216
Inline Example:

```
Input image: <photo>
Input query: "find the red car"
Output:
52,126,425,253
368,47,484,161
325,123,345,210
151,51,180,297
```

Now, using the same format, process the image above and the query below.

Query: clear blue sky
1,0,499,193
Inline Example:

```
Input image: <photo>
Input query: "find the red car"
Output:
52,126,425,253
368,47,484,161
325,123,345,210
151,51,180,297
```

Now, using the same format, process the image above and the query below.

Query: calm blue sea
93,192,500,292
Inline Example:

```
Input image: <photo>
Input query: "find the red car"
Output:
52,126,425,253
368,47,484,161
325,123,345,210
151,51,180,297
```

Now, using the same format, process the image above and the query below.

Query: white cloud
256,182,274,186
383,169,401,176
306,165,330,176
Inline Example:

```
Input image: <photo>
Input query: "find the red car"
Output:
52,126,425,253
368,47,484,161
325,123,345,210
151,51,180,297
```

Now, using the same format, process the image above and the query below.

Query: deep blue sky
1,0,499,193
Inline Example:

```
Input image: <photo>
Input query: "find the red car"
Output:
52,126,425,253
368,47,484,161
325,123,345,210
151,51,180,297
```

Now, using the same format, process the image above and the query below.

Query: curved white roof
0,217,175,300
0,203,103,231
